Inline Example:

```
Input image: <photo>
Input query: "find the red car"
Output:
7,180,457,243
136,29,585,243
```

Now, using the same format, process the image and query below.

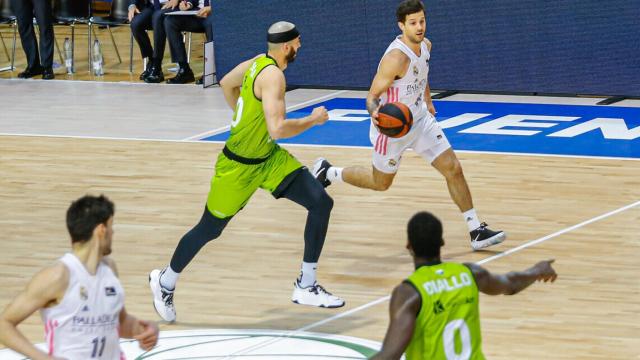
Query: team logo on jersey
0,329,383,359
79,286,88,301
105,287,117,296
413,65,419,76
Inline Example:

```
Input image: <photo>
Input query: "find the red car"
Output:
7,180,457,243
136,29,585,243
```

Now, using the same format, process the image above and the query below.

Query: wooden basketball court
0,79,639,359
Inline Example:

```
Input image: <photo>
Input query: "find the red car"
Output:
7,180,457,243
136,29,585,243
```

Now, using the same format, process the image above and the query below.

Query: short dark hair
66,195,114,243
396,0,425,23
407,211,443,258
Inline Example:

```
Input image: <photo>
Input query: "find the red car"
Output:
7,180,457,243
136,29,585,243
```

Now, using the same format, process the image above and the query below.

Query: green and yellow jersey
405,262,485,360
205,55,302,219
226,55,279,159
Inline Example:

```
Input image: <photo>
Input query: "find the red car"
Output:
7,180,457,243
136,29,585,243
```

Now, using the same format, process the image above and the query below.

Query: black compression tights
169,170,333,273
280,170,334,263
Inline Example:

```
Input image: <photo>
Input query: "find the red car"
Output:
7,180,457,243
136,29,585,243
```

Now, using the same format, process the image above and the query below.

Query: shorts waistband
223,146,271,165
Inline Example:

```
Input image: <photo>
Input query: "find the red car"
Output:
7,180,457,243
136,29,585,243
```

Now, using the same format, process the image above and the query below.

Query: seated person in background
164,0,213,84
129,0,196,83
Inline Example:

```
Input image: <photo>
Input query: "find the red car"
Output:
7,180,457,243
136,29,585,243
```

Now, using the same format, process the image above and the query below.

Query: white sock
463,209,481,232
160,266,179,291
298,262,317,288
327,167,343,183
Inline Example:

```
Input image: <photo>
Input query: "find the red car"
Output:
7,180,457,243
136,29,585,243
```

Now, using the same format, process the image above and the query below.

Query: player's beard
285,47,297,63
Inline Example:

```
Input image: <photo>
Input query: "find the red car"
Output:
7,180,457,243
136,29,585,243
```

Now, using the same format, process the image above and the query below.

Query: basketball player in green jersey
372,212,557,360
148,21,344,322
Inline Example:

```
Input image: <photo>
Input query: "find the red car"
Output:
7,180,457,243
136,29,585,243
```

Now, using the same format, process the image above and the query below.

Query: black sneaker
470,222,506,250
312,157,332,188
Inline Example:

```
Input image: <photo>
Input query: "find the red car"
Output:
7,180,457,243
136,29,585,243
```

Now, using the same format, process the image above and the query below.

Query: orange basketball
376,102,413,138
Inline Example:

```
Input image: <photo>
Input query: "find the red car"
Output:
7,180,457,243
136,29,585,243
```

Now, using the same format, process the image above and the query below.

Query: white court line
2,132,637,162
285,90,349,112
225,199,640,358
475,199,640,265
182,90,348,141
183,125,231,141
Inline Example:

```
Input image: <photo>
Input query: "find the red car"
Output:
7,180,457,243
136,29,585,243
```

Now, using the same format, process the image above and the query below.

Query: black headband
267,27,300,44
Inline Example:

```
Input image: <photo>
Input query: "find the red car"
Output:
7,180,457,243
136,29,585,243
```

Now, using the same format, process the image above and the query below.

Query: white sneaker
312,157,333,188
292,280,345,308
149,269,176,322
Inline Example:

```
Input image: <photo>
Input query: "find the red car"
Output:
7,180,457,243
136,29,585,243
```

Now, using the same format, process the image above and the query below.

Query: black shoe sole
292,299,345,309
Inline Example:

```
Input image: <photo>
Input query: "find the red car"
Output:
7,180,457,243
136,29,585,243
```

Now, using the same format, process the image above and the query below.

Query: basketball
376,102,413,138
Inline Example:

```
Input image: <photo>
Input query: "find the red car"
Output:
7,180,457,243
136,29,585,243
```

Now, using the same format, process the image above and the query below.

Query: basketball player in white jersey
314,0,505,250
0,195,158,360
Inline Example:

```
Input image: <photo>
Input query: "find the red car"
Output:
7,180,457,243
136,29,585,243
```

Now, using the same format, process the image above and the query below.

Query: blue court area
203,98,640,159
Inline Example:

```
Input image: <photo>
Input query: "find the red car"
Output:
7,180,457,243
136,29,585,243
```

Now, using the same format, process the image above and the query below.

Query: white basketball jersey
40,253,125,360
379,36,431,123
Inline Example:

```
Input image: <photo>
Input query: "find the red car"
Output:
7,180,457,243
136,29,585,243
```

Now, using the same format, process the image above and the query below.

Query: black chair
0,0,17,72
89,0,133,73
52,0,91,72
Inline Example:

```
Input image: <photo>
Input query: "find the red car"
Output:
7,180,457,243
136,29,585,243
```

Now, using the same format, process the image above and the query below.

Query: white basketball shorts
370,113,451,174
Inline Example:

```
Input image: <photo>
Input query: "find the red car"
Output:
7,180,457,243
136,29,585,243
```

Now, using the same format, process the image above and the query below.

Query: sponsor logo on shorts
388,159,397,167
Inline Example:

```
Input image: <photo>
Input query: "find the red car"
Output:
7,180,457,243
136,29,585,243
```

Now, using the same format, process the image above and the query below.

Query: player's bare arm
465,260,557,296
371,283,421,360
422,37,435,115
219,54,264,110
103,258,159,350
367,50,410,122
0,263,68,360
118,307,158,351
259,66,328,140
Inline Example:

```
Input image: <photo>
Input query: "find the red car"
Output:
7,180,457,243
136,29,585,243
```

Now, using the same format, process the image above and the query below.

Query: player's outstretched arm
0,264,68,360
219,54,264,110
103,258,159,351
260,67,328,140
371,283,420,360
465,260,557,296
367,50,407,121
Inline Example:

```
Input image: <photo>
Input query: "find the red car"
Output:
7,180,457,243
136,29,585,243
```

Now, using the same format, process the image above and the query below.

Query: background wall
211,0,640,96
